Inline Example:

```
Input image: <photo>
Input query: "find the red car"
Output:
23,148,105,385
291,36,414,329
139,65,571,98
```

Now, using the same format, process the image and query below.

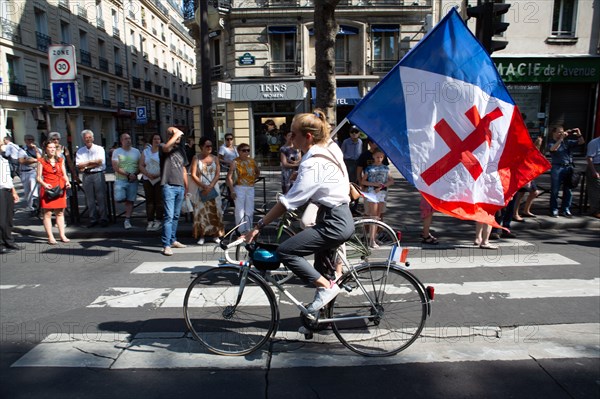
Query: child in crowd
227,143,260,232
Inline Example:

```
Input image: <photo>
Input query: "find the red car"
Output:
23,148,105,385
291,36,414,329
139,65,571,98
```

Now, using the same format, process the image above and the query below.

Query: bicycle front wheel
345,219,399,268
183,266,278,356
330,263,427,356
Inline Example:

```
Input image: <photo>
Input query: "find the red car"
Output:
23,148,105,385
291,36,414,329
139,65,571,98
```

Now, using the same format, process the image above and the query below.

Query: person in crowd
360,148,394,247
420,197,438,245
586,135,600,219
48,132,79,184
36,140,71,244
245,109,354,319
474,222,497,250
137,136,149,153
184,137,196,167
218,132,238,172
2,135,22,179
548,126,585,217
279,131,301,194
76,130,108,228
191,137,224,245
227,143,260,233
356,137,389,218
0,143,21,253
512,136,543,221
341,126,363,183
18,134,42,213
160,127,189,256
139,133,164,231
112,133,141,230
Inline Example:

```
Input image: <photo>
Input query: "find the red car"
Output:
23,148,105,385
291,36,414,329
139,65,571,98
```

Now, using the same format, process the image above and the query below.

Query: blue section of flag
347,8,513,185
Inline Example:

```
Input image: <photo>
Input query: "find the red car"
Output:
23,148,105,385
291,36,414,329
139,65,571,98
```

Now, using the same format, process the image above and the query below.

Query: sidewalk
12,163,600,243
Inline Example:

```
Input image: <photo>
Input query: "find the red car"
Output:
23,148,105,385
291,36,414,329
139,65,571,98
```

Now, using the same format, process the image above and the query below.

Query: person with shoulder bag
37,140,71,244
227,143,260,233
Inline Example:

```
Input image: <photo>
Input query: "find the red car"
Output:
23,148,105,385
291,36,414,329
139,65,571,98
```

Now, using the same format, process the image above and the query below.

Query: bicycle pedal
340,283,352,292
298,326,314,340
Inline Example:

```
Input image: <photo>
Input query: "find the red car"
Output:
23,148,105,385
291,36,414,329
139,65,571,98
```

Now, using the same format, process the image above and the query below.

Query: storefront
493,56,600,144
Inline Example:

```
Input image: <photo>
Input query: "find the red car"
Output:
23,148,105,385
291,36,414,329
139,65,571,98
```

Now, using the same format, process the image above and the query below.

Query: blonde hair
291,109,330,145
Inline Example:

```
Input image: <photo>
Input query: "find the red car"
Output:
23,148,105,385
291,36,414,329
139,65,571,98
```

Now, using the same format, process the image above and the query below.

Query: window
40,64,50,97
269,26,296,74
112,9,118,28
114,46,121,64
98,39,105,57
132,61,138,77
60,21,71,44
371,25,399,73
116,84,123,103
79,30,88,51
552,0,578,37
211,38,221,67
6,54,21,83
35,8,48,35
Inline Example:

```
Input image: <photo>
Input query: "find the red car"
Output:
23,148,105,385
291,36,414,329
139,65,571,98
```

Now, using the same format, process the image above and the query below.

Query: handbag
199,186,219,202
565,165,582,189
45,185,64,200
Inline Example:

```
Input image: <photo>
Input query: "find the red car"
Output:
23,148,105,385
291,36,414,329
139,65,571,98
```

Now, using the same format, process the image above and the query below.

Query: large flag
347,8,550,227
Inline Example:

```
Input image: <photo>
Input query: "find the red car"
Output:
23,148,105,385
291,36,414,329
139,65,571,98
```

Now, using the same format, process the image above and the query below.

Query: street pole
199,0,215,142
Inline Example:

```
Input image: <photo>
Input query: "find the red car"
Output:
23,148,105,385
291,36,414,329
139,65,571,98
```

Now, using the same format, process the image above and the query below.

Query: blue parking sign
136,106,148,124
50,81,79,108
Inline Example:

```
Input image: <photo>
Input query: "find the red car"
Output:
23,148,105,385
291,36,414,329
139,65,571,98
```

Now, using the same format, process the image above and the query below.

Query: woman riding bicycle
246,109,354,318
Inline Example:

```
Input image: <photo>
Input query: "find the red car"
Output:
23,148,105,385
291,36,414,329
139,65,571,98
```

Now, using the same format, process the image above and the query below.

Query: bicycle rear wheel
183,266,278,356
330,263,427,356
345,219,399,269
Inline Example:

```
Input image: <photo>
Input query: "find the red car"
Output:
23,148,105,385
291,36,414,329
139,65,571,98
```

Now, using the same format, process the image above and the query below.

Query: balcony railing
102,99,111,108
84,96,95,106
97,18,105,31
77,5,88,20
132,76,141,88
368,59,398,73
115,63,123,76
99,57,109,72
211,65,223,80
42,88,51,100
144,80,152,92
113,27,120,39
335,60,351,75
1,17,21,43
58,0,70,10
9,82,27,96
266,61,299,76
117,101,125,108
36,32,52,52
143,52,149,60
80,49,92,67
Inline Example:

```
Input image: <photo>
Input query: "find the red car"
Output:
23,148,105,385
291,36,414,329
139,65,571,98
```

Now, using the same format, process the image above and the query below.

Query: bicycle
183,232,434,357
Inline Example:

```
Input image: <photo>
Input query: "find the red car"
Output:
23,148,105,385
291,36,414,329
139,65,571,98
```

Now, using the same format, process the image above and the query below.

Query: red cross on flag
347,9,550,227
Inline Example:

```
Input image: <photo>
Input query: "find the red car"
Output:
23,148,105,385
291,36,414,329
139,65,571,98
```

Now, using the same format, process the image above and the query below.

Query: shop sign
493,57,600,83
239,53,255,65
230,81,305,101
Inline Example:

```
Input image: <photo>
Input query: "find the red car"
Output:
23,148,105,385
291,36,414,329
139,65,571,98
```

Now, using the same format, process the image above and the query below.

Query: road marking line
0,284,41,289
11,323,599,369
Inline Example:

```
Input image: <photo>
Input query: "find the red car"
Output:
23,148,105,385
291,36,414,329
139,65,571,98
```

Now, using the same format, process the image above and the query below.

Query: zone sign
48,44,77,81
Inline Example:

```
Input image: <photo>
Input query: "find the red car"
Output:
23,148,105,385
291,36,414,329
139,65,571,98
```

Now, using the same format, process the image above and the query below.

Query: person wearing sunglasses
218,133,238,172
226,143,260,232
48,132,79,184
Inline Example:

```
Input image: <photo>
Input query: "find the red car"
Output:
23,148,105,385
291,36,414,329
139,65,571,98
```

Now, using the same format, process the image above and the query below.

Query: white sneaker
213,237,221,244
306,283,341,320
124,219,132,230
146,222,153,231
152,221,162,231
197,237,205,245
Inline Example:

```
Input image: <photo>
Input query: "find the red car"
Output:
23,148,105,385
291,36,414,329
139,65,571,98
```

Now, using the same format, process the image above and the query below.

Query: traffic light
466,1,511,54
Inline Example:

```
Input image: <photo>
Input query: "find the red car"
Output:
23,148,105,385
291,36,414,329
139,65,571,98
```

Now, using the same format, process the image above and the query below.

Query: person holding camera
548,125,585,217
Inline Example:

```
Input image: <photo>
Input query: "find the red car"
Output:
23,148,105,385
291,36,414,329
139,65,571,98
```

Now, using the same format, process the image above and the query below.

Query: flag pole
331,117,348,141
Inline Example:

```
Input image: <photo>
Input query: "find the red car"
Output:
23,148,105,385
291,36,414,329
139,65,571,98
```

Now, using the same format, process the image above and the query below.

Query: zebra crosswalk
7,241,600,369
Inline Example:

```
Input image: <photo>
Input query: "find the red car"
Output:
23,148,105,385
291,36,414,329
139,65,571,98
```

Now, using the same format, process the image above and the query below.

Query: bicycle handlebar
220,237,250,266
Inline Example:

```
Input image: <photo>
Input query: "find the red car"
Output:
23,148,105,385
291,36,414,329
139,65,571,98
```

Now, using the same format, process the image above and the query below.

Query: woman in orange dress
36,141,71,244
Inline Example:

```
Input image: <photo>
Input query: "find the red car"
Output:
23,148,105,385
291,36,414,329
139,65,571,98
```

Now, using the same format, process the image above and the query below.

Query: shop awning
371,25,399,33
268,26,297,34
309,25,359,36
311,87,362,106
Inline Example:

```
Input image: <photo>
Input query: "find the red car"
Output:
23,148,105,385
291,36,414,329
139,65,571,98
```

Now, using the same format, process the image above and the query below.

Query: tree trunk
314,0,340,125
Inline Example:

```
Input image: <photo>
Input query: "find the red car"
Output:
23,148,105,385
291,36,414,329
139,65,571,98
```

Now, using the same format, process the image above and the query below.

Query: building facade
0,0,195,151
186,0,599,163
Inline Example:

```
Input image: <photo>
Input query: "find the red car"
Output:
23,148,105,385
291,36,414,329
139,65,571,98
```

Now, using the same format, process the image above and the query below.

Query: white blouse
279,141,350,210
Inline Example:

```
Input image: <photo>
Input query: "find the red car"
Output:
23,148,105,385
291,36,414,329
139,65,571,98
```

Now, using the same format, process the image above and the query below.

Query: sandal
421,234,438,245
522,213,537,218
479,243,498,250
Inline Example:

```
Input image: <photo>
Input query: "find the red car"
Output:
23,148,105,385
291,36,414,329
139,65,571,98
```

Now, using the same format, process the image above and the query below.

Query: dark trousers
143,179,164,222
277,204,354,284
0,188,16,248
82,172,108,223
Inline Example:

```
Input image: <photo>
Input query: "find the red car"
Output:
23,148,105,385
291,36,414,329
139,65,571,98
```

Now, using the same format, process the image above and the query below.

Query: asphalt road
1,227,598,399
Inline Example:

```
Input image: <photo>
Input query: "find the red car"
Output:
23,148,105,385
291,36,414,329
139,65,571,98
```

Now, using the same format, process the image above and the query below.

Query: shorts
420,197,435,219
114,179,138,202
366,189,388,204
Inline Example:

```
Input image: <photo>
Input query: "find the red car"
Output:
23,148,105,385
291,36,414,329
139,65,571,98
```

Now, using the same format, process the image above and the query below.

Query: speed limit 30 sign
48,44,77,81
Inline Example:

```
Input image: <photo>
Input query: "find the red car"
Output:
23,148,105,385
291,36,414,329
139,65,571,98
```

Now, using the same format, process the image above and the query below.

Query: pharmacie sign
493,57,600,83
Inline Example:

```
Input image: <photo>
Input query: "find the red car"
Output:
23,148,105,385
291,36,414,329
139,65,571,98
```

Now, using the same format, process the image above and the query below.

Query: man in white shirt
76,129,108,227
0,144,21,253
112,133,141,229
2,135,21,179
